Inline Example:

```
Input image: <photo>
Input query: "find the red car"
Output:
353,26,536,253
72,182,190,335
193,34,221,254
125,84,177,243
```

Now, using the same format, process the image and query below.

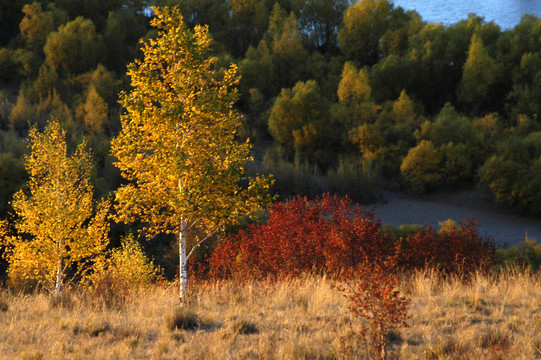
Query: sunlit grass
0,270,540,359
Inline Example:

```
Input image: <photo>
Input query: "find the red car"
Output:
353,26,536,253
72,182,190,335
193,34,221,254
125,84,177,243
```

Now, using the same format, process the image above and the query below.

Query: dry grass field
1,270,541,359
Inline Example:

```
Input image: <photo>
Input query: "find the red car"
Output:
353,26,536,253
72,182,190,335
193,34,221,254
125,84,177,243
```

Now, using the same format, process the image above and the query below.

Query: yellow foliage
110,6,272,301
82,234,161,291
111,6,272,237
400,140,444,192
5,120,109,294
337,62,371,104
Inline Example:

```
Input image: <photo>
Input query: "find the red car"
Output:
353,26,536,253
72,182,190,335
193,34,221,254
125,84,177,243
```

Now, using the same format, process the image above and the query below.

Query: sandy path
368,190,541,246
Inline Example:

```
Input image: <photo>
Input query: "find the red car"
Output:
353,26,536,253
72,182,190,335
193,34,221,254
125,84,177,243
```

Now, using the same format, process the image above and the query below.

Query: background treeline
1,2,541,229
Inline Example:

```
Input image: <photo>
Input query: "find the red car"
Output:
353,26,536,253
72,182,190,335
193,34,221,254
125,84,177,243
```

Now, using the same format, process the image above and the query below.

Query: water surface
392,0,541,29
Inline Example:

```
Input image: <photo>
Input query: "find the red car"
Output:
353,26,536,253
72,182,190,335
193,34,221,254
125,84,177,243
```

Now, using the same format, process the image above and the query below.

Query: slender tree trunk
179,219,188,306
55,257,63,297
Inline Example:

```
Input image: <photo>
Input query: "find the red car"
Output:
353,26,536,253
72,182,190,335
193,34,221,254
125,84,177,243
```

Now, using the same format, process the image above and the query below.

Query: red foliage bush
207,194,496,280
208,194,384,279
401,219,495,274
336,248,409,360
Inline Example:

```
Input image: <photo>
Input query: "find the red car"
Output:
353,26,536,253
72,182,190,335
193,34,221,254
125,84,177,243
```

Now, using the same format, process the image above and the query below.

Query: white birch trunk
55,257,63,297
179,219,188,305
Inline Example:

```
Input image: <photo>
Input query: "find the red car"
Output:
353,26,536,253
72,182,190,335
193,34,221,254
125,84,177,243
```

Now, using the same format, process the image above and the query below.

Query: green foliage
103,8,148,73
496,237,541,271
267,5,309,92
457,33,499,113
382,223,424,240
268,80,332,164
478,132,541,213
44,16,104,76
338,0,394,65
3,0,541,220
369,55,413,103
326,157,381,203
0,153,26,217
293,0,349,52
349,91,423,177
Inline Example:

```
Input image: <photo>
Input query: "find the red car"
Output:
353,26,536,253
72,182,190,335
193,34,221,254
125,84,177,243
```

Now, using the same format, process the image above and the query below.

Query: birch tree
110,6,272,305
3,120,109,296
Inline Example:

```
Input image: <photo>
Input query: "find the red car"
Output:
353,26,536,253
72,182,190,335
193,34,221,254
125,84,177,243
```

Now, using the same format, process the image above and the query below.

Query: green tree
415,103,481,184
239,40,275,99
293,0,350,52
338,0,393,65
268,80,332,164
0,153,26,217
457,33,498,112
369,54,413,103
110,7,272,304
405,23,453,112
268,4,309,92
44,16,104,76
103,8,148,73
478,132,541,213
507,52,541,119
349,90,422,176
228,0,269,55
19,2,68,52
3,120,109,296
0,0,27,46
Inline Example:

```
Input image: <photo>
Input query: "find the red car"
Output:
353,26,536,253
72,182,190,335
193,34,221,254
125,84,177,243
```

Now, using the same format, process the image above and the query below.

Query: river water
370,190,541,247
392,0,541,29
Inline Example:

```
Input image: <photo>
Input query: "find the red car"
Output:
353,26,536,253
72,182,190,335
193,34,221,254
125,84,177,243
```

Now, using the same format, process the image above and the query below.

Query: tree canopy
2,120,109,295
111,6,272,303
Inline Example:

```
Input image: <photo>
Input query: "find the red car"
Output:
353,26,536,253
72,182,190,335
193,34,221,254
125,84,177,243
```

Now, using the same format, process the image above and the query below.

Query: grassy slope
0,271,540,359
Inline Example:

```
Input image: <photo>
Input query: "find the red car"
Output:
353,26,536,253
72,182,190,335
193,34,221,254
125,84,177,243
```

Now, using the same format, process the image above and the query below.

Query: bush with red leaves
400,219,495,274
208,194,386,279
336,247,409,360
207,194,495,280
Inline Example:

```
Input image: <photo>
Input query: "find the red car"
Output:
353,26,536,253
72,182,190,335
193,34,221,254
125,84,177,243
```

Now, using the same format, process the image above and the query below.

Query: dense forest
1,0,541,220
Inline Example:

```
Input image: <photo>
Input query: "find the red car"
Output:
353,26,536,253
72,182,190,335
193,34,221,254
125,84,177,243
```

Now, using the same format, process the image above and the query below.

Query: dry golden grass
0,270,541,359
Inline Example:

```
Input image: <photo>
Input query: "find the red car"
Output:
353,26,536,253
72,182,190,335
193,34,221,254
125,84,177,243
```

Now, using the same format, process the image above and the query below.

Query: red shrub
336,247,409,360
208,194,383,279
401,219,495,274
208,195,495,280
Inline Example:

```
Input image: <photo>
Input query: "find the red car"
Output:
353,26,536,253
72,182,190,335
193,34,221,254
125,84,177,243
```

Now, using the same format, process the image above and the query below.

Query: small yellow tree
111,7,272,305
2,120,109,296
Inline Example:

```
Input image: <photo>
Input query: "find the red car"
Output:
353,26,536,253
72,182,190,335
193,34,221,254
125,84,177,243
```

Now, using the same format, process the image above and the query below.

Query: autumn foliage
208,194,495,280
336,251,409,360
400,219,496,274
209,195,378,279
